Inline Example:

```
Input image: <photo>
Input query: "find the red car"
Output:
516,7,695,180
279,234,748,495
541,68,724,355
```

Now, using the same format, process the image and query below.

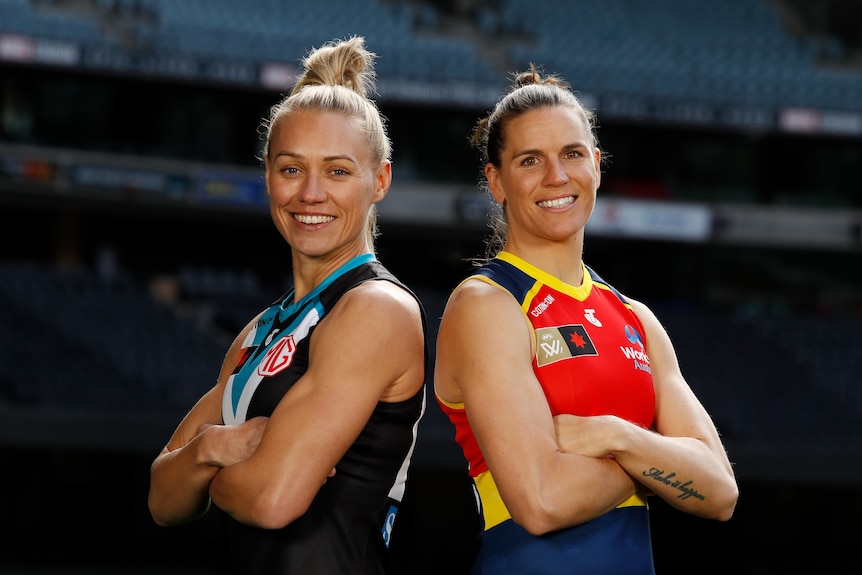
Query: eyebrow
272,151,357,164
512,142,588,159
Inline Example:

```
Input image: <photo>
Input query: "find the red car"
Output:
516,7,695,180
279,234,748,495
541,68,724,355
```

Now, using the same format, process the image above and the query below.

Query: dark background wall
1,1,861,573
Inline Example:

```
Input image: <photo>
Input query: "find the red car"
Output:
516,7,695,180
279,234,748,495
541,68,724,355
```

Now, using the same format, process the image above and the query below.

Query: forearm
208,458,313,530
613,426,737,520
502,450,638,535
148,435,221,526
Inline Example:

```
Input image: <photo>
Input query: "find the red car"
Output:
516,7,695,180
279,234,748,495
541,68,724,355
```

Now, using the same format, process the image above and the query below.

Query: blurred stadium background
0,0,860,573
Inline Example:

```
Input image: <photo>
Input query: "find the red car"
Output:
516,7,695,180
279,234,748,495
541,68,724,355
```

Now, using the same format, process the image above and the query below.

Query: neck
291,250,374,301
502,236,585,286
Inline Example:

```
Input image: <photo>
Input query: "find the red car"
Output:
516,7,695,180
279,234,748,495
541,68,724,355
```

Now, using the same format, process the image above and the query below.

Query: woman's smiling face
265,109,390,262
485,105,601,247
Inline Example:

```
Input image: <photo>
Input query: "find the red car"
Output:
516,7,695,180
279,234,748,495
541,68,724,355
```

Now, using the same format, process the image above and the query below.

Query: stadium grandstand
1,0,860,573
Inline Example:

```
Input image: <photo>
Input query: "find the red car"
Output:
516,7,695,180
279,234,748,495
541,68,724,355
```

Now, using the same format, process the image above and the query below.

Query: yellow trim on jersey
475,469,649,531
436,393,464,410
474,469,512,530
619,491,650,508
497,251,593,302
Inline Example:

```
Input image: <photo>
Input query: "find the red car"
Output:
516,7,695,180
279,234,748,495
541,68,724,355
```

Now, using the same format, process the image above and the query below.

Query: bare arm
208,281,425,529
434,280,637,536
554,299,738,521
148,320,267,526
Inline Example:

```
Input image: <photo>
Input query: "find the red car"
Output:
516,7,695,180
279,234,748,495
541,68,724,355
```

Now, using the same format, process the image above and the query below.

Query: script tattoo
643,468,705,501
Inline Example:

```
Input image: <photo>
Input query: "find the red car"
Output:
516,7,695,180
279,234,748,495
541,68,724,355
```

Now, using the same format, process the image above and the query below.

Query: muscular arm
148,321,268,527
434,280,637,536
208,281,425,529
554,299,738,521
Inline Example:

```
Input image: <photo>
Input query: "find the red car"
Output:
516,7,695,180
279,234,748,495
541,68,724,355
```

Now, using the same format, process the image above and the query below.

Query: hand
553,414,619,459
198,416,269,468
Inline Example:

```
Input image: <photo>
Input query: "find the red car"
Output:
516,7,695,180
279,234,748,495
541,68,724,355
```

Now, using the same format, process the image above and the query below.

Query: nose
299,173,327,203
544,158,569,187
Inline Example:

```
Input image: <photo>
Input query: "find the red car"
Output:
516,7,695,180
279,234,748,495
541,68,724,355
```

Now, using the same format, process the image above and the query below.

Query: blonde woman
149,37,427,574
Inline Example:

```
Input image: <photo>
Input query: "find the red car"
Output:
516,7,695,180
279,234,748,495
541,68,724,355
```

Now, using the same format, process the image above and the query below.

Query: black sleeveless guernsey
221,253,427,574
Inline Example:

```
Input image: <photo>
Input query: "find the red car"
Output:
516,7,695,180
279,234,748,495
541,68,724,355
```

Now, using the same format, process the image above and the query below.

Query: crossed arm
148,281,425,529
434,281,738,536
553,298,738,520
434,281,639,536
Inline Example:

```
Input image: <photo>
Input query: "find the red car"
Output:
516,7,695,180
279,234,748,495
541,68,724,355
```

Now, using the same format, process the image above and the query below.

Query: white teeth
294,214,335,224
537,196,574,208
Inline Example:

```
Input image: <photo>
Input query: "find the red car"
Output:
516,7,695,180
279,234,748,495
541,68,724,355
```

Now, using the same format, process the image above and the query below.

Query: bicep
437,285,558,497
243,284,424,492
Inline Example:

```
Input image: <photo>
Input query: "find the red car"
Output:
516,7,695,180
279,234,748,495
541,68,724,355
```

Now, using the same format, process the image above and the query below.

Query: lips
293,213,335,224
537,196,575,208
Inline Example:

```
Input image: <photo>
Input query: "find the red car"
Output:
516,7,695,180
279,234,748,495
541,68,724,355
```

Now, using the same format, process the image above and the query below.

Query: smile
537,196,575,208
293,214,335,224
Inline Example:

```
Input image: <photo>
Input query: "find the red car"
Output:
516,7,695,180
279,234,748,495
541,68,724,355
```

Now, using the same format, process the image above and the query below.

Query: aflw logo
540,337,564,358
258,335,297,376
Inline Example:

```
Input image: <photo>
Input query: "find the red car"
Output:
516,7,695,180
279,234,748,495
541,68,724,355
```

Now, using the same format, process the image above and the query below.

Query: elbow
515,516,559,537
150,510,177,528
247,488,312,530
147,494,208,528
714,482,740,522
509,498,570,536
695,480,739,522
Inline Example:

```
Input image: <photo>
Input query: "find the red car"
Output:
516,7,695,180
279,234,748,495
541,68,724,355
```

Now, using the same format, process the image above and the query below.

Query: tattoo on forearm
643,468,705,501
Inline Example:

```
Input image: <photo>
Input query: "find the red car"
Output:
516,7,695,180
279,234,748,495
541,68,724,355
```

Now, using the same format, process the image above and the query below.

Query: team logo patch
535,325,598,367
258,335,297,376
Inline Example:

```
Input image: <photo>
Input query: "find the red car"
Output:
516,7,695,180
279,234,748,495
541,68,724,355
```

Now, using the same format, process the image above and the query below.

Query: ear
485,163,505,204
372,160,392,203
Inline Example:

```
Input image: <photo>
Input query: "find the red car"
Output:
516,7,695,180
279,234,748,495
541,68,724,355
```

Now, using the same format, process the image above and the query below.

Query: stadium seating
0,0,861,480
1,0,860,111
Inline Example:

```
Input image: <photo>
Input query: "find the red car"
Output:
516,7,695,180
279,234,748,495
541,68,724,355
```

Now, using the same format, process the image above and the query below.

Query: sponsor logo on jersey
232,345,258,374
584,308,603,327
535,324,598,366
264,327,281,347
621,325,650,373
382,504,398,548
624,324,645,348
530,293,556,317
258,334,297,376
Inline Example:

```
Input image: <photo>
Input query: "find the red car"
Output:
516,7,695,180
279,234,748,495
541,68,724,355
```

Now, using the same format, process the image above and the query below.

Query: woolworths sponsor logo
620,344,651,373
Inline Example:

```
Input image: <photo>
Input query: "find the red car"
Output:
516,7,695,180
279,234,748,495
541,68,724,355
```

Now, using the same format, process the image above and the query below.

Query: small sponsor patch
535,325,598,367
382,504,398,547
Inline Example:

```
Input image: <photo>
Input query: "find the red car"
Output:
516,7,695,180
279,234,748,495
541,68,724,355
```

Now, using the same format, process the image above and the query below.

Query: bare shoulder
443,276,515,319
436,277,534,401
338,278,423,325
